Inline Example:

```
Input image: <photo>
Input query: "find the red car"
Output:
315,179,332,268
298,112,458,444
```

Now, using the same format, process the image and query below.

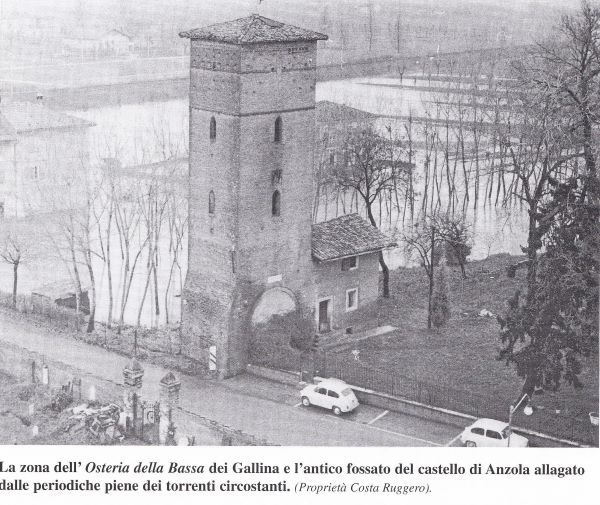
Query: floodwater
34,76,527,326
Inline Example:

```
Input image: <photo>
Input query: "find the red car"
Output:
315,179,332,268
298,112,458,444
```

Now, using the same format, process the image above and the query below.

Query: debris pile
67,403,124,443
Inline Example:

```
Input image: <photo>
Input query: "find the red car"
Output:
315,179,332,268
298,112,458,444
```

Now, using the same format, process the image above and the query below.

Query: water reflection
52,77,529,325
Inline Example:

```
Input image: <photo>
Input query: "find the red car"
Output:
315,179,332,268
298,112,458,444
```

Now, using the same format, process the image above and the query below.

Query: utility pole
507,393,531,447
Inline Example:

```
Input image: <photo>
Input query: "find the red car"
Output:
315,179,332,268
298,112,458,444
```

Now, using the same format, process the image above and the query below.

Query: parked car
300,378,359,415
460,418,529,447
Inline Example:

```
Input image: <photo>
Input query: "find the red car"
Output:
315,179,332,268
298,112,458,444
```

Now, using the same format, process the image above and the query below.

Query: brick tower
179,15,328,377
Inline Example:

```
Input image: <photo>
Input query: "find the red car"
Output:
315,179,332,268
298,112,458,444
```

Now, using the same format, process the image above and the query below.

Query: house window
274,116,283,143
209,116,217,141
208,190,215,214
341,256,358,271
346,288,358,312
272,190,281,217
329,152,336,166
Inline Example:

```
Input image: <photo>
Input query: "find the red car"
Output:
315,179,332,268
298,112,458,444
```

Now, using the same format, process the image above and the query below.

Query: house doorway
318,297,332,333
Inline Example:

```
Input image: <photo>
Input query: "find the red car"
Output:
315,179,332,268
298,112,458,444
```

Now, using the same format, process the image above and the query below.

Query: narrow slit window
274,116,282,143
272,190,281,217
209,116,216,141
208,190,215,214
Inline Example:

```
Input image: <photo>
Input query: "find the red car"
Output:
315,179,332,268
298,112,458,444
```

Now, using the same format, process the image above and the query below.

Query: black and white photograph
0,0,598,479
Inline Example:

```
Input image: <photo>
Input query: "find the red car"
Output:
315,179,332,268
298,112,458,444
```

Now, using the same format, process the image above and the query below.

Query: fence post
159,372,181,445
153,402,161,444
41,364,49,386
123,358,144,436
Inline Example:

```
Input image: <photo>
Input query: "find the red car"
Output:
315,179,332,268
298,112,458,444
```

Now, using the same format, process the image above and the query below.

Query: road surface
0,310,468,446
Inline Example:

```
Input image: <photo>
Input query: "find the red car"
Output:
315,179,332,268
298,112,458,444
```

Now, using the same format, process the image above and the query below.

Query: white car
460,418,529,447
300,378,359,415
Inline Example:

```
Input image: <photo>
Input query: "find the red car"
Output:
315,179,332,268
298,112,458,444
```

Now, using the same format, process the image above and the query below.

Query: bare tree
164,179,187,327
0,227,29,308
114,174,148,334
403,213,471,328
526,0,600,204
497,78,577,300
333,127,409,297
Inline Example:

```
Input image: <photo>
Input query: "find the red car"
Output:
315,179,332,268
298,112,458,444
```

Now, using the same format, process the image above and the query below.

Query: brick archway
250,287,297,326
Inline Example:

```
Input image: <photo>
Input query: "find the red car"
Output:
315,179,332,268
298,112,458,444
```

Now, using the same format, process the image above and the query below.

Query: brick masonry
181,26,385,377
182,38,319,378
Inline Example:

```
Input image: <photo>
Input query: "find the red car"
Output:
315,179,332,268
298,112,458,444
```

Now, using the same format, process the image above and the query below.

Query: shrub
431,260,451,328
249,310,314,370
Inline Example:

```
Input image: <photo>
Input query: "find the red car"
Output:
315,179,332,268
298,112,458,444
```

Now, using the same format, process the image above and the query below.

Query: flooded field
1,76,528,325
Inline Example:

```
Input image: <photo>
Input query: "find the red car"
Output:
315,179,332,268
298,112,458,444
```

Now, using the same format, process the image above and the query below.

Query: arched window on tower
209,117,217,141
208,190,215,215
274,116,282,143
271,190,281,217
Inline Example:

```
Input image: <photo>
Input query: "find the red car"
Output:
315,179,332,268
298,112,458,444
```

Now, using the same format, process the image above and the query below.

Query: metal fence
314,351,597,446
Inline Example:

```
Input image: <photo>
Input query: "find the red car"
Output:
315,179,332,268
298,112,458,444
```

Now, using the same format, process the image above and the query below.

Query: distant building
32,280,90,315
315,100,377,184
62,29,134,59
0,99,93,217
179,14,395,377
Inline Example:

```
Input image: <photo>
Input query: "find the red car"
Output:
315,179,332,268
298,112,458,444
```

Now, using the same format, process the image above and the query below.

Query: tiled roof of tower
0,101,94,133
179,14,328,44
312,213,397,262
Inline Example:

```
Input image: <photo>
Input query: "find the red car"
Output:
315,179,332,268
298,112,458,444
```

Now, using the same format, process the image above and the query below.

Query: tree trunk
69,237,83,332
427,227,435,329
85,252,96,333
12,261,18,308
118,243,130,334
135,250,154,354
525,211,539,306
153,245,160,320
164,256,176,325
106,205,114,328
378,250,390,298
366,204,390,298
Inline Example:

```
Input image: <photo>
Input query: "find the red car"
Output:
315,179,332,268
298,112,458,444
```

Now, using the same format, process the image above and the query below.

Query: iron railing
314,351,597,446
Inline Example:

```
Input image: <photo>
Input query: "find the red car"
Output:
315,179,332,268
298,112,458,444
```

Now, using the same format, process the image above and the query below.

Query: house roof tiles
311,213,396,262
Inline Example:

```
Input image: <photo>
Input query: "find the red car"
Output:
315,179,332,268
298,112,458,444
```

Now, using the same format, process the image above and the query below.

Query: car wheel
332,406,342,416
465,441,476,447
301,396,310,407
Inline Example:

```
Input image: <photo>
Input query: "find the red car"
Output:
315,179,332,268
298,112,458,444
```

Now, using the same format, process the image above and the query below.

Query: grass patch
344,253,598,417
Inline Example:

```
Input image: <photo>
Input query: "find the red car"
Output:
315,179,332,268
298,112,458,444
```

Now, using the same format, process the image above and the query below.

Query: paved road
0,311,468,446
